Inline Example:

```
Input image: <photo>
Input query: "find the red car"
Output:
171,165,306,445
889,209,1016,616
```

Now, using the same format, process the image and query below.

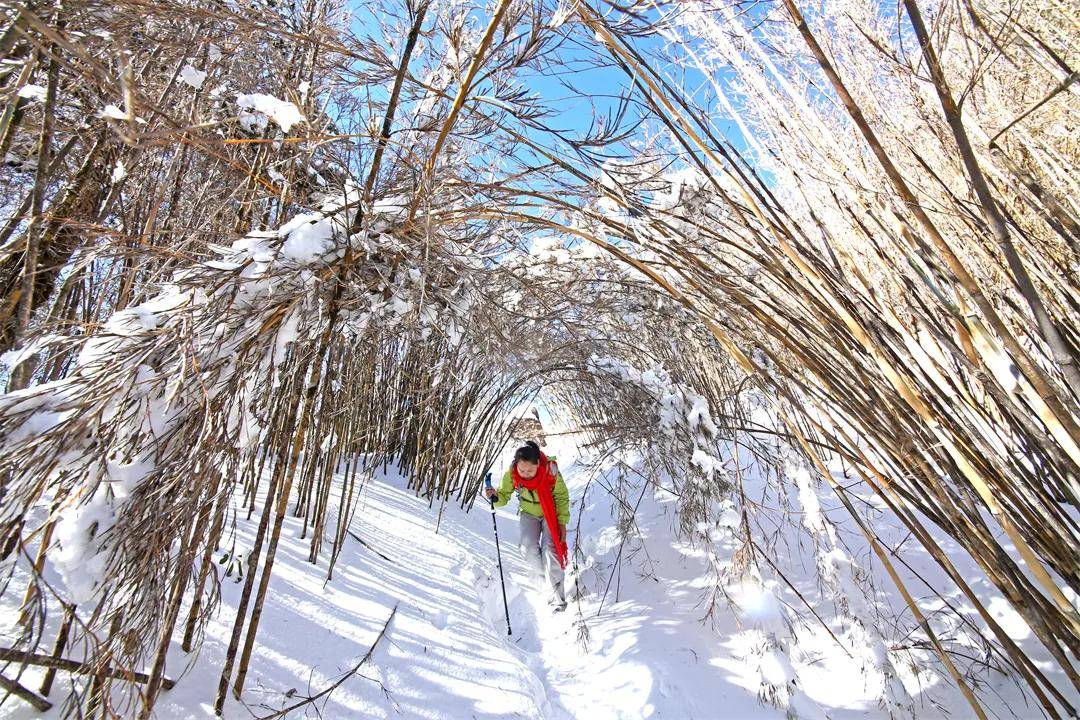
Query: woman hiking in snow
485,441,570,611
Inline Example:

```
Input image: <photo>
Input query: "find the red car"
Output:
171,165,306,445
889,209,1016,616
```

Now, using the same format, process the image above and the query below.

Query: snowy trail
5,435,1070,719
466,537,574,720
191,446,825,720
442,444,815,720
154,468,566,720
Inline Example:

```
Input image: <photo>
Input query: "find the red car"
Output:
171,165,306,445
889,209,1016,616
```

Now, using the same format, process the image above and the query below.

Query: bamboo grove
0,0,1076,717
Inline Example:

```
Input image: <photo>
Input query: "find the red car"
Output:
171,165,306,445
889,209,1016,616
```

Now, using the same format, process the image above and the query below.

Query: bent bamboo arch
0,0,1076,717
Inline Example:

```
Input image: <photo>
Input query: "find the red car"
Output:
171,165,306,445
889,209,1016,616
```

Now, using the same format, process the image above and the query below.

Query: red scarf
512,451,568,569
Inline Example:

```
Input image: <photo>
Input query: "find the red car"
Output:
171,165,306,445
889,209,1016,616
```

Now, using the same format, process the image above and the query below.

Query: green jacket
493,457,570,526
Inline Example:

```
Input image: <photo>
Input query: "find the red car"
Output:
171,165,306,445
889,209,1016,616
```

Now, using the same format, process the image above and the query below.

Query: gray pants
518,513,564,600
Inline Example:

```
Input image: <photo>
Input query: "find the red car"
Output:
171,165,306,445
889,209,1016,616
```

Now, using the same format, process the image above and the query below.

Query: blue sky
335,0,772,216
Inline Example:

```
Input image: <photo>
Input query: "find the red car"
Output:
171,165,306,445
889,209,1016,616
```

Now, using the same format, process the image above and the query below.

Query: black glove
485,488,498,503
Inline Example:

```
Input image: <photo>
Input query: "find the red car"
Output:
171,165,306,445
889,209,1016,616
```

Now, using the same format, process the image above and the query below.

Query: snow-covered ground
2,421,1075,719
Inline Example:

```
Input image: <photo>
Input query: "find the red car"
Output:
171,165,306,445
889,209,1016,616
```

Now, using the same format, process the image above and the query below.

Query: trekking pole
484,473,512,636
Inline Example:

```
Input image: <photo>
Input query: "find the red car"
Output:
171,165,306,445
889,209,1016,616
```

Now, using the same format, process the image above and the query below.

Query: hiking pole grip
484,473,512,636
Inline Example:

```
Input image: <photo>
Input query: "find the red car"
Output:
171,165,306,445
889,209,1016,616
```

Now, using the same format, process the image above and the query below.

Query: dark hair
514,440,541,464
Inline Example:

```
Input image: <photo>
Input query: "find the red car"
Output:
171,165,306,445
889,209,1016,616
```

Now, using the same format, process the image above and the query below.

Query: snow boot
549,582,567,612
